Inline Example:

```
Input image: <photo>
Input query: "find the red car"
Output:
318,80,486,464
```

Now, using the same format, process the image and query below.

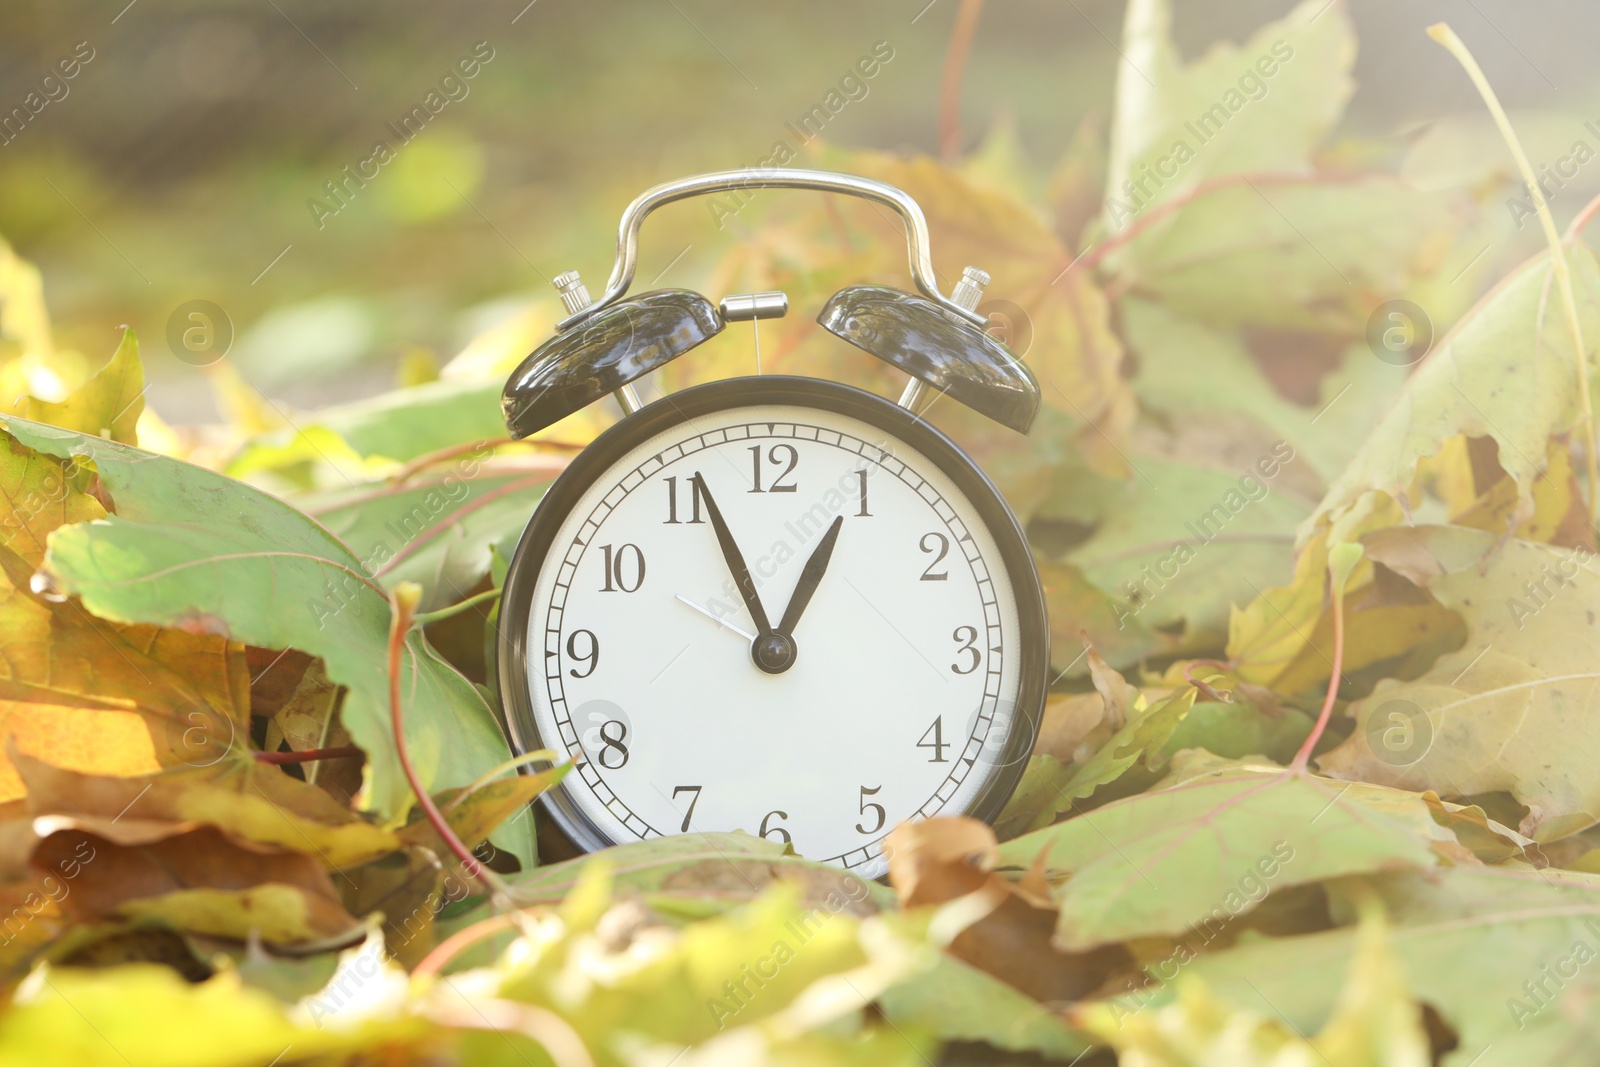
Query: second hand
675,594,757,642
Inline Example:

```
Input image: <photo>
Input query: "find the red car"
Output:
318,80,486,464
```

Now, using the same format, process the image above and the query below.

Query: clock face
499,378,1046,879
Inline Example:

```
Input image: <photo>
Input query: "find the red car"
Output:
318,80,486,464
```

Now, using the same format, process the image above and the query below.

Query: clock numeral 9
663,475,705,525
596,720,629,769
951,626,981,675
598,543,646,592
917,716,949,762
855,785,885,835
758,809,790,843
919,532,950,581
672,785,702,832
748,444,798,493
566,629,599,678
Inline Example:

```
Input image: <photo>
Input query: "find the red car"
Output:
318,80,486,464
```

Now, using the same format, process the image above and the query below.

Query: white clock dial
509,389,1034,879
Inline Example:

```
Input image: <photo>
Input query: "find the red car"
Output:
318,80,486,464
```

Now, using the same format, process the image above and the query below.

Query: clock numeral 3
917,716,949,763
673,785,703,832
749,444,798,493
663,475,705,524
599,543,646,593
565,629,599,678
951,625,981,675
758,809,790,843
919,532,950,581
597,719,630,769
855,785,885,835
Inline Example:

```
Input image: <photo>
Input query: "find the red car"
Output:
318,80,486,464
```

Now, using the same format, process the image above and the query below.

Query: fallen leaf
994,757,1442,949
1321,524,1600,842
0,418,517,844
24,327,143,445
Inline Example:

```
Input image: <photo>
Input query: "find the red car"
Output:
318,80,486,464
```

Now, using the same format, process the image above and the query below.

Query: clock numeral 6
917,716,949,763
566,629,599,678
748,444,798,493
758,809,790,843
855,785,885,835
951,625,981,675
919,532,950,581
673,785,702,832
597,719,629,769
598,543,645,593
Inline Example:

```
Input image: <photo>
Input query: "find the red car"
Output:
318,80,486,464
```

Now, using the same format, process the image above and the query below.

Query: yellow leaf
24,327,144,445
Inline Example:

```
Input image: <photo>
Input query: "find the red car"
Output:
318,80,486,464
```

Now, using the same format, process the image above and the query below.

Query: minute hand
691,474,772,635
776,515,843,636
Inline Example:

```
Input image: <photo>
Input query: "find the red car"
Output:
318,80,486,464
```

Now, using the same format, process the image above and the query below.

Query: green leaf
303,470,550,610
0,417,515,839
1116,179,1459,332
1076,901,1431,1067
1158,699,1315,765
1106,0,1355,228
1181,866,1600,1067
1321,525,1600,842
1309,245,1600,537
1037,446,1305,673
1008,686,1200,833
227,378,507,483
1123,298,1408,489
994,759,1441,949
877,933,1089,1060
24,327,144,445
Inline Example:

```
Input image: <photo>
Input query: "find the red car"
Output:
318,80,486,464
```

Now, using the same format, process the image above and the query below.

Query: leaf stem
938,0,985,162
253,745,363,765
412,911,526,978
1430,22,1598,522
412,587,503,627
387,583,497,889
1292,544,1364,771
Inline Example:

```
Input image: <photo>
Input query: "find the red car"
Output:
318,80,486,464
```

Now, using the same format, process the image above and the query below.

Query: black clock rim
494,376,1050,864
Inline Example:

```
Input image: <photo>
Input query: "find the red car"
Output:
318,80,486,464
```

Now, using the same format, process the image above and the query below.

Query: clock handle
555,169,987,333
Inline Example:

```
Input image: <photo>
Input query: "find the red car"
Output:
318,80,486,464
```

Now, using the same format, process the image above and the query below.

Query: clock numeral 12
759,809,790,843
917,716,949,762
856,785,885,835
599,543,646,592
748,444,798,493
672,785,702,832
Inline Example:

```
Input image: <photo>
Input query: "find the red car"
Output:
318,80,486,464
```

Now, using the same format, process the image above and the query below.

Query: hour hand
691,474,772,636
775,515,842,637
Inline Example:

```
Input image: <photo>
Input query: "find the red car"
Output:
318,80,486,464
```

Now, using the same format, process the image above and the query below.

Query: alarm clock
495,169,1047,879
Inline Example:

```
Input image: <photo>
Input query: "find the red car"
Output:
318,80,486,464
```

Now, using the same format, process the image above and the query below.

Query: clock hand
675,594,757,642
775,514,843,637
690,474,773,636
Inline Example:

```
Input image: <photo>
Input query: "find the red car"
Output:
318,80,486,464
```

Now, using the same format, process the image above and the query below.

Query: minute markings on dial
541,418,1006,862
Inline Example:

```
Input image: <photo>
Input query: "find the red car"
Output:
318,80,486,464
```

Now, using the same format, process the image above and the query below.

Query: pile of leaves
2,2,1599,1063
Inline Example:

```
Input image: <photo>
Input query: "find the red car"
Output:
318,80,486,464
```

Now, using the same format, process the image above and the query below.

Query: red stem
388,590,487,883
254,746,363,765
1292,577,1348,771
413,912,521,978
938,0,985,162
1566,190,1600,241
1065,170,1382,279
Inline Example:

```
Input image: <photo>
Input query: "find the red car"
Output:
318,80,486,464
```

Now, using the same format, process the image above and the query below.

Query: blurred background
0,0,1595,426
